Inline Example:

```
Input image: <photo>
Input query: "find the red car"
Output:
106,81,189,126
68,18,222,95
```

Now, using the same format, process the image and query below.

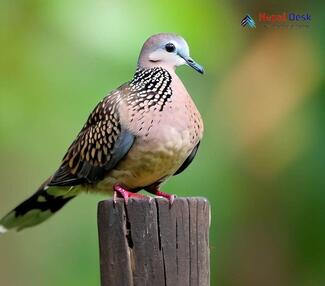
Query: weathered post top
98,197,210,286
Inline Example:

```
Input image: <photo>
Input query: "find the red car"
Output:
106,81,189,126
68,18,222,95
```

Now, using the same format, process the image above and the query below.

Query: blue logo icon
241,15,256,28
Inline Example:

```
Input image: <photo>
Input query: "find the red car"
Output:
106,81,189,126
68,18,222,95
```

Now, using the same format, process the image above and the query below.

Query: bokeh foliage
0,0,324,285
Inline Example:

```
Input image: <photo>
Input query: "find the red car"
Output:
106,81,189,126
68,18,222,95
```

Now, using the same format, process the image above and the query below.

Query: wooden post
97,197,210,286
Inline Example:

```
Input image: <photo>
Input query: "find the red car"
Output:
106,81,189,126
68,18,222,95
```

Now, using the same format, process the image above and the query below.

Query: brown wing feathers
49,94,135,186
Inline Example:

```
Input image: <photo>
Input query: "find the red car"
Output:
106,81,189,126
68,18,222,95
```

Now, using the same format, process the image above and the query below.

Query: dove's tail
0,178,78,234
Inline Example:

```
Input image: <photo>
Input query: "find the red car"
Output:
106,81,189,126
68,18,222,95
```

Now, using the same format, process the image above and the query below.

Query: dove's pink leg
145,185,176,204
113,183,148,204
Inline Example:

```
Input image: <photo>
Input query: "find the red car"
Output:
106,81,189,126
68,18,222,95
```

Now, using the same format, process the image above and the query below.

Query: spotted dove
0,33,204,233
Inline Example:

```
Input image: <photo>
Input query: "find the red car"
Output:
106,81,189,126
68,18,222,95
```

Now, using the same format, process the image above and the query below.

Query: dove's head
137,33,204,74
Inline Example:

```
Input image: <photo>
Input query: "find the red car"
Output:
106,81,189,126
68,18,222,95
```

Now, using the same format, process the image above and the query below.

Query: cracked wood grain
98,197,210,286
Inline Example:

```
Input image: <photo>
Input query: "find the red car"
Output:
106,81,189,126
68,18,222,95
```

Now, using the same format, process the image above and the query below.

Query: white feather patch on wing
0,225,8,234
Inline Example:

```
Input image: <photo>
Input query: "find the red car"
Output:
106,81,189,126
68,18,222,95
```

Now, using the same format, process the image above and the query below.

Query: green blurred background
0,0,324,285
